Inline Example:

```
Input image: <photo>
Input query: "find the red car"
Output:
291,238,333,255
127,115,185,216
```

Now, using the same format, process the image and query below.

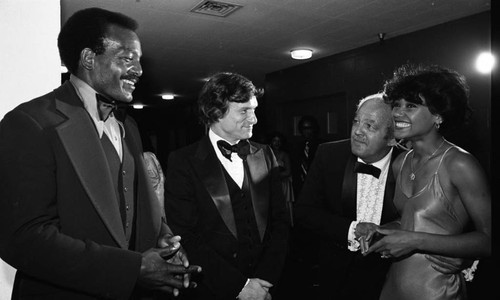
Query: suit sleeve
0,109,141,299
294,143,353,244
253,146,290,284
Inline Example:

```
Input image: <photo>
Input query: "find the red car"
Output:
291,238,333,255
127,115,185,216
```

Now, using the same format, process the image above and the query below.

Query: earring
435,122,441,129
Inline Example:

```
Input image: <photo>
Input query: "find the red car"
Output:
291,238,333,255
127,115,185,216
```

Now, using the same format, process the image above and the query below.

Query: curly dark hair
383,64,473,133
197,72,263,126
58,7,138,74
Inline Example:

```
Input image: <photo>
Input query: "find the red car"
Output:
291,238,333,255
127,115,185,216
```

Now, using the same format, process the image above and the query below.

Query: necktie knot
354,161,381,178
96,94,117,121
217,140,250,161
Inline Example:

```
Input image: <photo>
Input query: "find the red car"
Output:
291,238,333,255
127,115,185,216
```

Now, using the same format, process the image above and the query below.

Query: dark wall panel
264,12,491,177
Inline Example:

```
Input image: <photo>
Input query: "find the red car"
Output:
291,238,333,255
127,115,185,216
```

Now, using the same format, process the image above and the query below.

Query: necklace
409,138,446,181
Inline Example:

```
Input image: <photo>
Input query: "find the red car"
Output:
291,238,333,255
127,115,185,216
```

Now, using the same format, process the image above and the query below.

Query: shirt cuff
347,221,360,252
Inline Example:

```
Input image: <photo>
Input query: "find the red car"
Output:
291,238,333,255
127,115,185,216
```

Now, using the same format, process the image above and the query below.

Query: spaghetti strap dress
379,146,468,300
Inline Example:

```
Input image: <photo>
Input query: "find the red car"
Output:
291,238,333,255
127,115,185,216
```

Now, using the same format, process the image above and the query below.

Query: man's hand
157,234,193,288
237,278,273,300
354,222,379,242
138,247,201,296
354,222,379,253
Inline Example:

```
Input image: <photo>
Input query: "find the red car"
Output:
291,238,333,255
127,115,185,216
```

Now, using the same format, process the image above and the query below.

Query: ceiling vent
190,0,242,17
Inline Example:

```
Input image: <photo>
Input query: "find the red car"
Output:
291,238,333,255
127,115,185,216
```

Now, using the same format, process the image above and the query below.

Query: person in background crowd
368,64,491,300
164,72,289,300
292,115,325,195
0,7,200,299
269,131,295,226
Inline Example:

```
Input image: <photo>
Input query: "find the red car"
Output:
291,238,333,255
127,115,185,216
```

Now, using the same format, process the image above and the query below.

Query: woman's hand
364,227,420,258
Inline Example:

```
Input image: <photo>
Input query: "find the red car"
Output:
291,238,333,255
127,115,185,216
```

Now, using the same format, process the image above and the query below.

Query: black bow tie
354,161,381,179
217,140,250,161
96,94,117,122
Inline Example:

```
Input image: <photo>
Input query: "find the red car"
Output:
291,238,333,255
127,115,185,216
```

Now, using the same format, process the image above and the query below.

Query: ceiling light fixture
475,51,496,74
161,94,175,100
290,49,313,60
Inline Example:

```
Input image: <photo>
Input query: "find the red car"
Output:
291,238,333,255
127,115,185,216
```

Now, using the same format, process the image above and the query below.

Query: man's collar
358,147,393,169
69,74,99,115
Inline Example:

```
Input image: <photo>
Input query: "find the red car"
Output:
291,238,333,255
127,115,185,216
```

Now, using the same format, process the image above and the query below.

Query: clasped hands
237,278,273,300
357,223,470,274
138,234,202,296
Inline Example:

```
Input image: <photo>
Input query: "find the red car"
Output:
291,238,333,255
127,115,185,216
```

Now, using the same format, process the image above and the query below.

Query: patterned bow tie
96,94,117,122
217,139,250,161
354,161,381,179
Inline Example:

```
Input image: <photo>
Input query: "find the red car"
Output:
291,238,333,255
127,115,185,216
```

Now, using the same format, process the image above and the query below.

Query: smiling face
211,96,258,144
88,25,142,103
350,99,393,163
392,97,439,140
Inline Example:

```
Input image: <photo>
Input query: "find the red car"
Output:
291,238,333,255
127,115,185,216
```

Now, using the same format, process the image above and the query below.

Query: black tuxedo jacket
164,136,289,300
294,139,401,300
0,81,166,299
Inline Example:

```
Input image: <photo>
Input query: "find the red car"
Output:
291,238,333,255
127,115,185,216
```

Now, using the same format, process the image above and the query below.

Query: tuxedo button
122,170,126,175
124,187,128,192
232,253,237,258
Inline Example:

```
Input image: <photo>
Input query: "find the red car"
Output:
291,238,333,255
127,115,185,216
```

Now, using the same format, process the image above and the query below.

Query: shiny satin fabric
380,147,468,300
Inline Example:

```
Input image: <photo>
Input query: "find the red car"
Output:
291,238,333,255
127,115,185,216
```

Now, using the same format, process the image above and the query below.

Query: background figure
143,151,166,219
0,8,199,299
269,131,295,226
369,64,491,300
292,115,325,196
164,72,289,300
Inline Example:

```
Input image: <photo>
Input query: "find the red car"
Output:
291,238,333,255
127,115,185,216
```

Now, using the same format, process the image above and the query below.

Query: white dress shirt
208,129,244,188
348,148,393,251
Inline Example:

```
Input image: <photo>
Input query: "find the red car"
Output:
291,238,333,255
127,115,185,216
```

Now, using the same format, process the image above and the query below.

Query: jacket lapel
341,155,358,220
54,82,127,248
245,144,268,241
194,137,238,238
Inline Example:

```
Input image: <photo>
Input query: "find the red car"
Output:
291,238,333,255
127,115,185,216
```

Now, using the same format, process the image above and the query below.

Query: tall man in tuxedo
0,8,199,299
164,72,290,300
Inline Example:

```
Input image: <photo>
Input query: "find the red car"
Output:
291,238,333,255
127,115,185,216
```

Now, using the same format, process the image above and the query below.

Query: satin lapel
194,137,237,238
54,83,127,248
245,144,268,241
341,155,358,220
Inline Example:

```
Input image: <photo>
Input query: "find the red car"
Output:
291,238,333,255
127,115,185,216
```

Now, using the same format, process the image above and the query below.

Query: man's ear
80,48,95,70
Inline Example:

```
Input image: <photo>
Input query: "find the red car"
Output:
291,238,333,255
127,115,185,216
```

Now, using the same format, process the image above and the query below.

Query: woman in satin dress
366,64,491,299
